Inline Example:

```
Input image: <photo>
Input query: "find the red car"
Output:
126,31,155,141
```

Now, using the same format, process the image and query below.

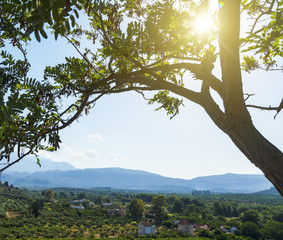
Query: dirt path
6,211,23,219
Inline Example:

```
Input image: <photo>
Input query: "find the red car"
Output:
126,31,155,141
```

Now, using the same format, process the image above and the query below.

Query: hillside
189,173,273,193
3,167,273,193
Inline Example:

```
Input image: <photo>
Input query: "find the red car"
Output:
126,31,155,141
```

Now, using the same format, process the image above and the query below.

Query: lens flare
193,15,214,35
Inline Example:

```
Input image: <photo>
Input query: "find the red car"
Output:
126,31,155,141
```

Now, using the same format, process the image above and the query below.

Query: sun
193,14,214,35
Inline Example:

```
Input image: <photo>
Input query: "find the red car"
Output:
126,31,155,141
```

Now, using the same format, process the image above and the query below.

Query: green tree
171,198,184,214
240,221,261,240
261,220,283,240
82,200,90,209
128,198,145,220
44,189,54,201
151,195,168,223
30,199,44,218
78,192,86,199
273,211,283,222
1,0,283,195
184,203,201,217
240,210,260,225
213,201,223,216
0,0,84,171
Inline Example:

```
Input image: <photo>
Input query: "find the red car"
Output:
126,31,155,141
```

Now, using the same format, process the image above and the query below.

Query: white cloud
109,153,130,161
39,144,99,168
88,134,103,140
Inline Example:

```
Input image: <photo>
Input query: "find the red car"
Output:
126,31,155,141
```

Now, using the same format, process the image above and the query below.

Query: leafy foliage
241,0,283,70
0,0,85,169
1,0,283,197
128,198,145,220
1,185,283,239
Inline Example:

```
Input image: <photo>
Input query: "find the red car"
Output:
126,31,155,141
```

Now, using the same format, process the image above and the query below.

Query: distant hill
255,187,280,195
5,157,76,173
189,173,273,193
3,166,274,193
4,168,193,192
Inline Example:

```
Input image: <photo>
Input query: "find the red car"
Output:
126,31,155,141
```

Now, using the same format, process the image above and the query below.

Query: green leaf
47,146,56,152
54,30,59,40
74,9,79,18
65,20,70,31
39,26,48,39
70,15,76,27
0,127,4,138
25,26,34,36
3,4,14,12
34,29,41,42
36,157,41,167
52,8,60,22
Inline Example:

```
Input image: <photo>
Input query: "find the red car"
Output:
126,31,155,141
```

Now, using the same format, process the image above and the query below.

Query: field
0,182,283,239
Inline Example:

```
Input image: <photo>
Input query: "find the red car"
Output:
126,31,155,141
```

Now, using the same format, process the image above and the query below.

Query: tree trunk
228,124,283,196
218,0,283,196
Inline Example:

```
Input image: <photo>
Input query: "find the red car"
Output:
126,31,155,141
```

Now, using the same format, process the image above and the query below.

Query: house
116,207,127,217
102,203,113,207
220,226,238,234
70,199,86,204
71,205,84,210
138,221,155,236
178,219,194,236
195,223,209,230
106,207,126,216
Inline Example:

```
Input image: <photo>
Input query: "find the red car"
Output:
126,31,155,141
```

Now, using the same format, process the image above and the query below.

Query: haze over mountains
3,158,274,193
5,157,76,173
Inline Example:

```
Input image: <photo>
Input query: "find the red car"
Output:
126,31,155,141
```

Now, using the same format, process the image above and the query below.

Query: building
70,199,86,204
102,203,113,207
138,221,155,235
177,219,194,236
71,205,84,210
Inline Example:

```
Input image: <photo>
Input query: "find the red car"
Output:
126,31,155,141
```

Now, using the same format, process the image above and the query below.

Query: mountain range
2,158,274,193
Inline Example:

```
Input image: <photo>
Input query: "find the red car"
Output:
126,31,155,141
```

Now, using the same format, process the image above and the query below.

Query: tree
171,198,184,214
261,220,283,240
0,0,83,171
78,192,86,199
240,210,260,225
30,199,44,218
44,189,54,201
151,195,168,223
213,201,223,216
241,221,261,240
128,198,145,220
184,203,201,217
273,211,283,223
1,0,283,195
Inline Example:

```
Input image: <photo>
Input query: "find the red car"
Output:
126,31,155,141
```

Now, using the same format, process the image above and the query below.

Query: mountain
3,166,274,193
189,173,273,193
4,168,193,192
254,187,280,195
5,157,76,173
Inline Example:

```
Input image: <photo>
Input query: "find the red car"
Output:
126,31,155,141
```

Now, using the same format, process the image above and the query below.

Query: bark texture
218,0,283,196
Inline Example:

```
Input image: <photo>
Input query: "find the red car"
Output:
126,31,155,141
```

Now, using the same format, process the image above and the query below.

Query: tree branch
63,35,99,73
124,75,203,105
0,149,32,172
247,99,283,119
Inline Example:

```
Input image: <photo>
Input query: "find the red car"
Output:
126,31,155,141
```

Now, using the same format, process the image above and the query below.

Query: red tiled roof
140,221,154,227
178,219,193,225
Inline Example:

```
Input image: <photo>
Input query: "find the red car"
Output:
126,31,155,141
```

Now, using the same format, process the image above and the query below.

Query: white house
102,203,113,207
138,221,155,235
71,205,85,210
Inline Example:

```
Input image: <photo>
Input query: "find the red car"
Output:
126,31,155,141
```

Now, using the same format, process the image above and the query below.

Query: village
1,182,282,239
66,194,248,239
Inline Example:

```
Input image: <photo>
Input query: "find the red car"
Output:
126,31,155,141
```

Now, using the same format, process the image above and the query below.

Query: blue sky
9,10,283,180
